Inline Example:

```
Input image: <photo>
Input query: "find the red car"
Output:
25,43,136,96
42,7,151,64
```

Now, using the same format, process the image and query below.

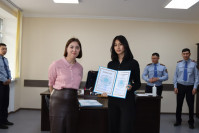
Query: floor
0,110,198,133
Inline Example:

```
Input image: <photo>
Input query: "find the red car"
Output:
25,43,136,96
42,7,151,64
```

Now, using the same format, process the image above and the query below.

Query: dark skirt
49,88,79,133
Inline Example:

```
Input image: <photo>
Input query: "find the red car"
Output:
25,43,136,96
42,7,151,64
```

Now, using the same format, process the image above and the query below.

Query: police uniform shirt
142,63,168,86
173,59,199,89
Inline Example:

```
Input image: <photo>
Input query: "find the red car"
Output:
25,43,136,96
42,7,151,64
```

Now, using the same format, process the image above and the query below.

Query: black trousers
0,82,10,124
176,83,195,125
108,94,136,133
49,88,79,133
145,85,163,96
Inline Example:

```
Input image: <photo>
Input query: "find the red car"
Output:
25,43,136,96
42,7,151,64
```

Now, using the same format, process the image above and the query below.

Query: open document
94,66,131,99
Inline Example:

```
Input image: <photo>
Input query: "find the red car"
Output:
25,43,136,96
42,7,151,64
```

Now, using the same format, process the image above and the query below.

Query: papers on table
94,66,131,99
136,93,153,97
78,100,103,107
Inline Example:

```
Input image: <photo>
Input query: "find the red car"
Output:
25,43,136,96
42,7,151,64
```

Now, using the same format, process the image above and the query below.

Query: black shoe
3,121,14,125
174,122,181,126
0,124,8,129
189,124,194,129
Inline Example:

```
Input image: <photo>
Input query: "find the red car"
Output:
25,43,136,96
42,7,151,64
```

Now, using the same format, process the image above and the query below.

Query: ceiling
7,0,199,23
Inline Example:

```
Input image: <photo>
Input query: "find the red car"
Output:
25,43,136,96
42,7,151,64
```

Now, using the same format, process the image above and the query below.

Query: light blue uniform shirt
173,59,198,89
0,55,11,82
142,63,168,86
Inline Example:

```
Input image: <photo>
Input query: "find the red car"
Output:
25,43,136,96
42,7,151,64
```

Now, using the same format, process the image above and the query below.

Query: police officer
0,43,14,129
173,48,198,129
142,53,168,96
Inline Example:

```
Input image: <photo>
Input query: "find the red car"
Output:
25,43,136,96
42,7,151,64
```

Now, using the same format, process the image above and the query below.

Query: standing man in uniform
0,43,14,129
173,48,198,129
142,53,168,96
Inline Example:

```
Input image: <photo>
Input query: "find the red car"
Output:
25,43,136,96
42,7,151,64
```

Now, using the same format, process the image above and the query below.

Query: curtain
15,10,22,78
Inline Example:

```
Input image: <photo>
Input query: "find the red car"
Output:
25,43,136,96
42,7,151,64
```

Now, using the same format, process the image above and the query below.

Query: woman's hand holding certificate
94,66,131,99
126,84,132,91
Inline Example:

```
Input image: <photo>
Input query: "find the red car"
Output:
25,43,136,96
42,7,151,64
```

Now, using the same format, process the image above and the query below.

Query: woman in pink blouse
48,38,83,133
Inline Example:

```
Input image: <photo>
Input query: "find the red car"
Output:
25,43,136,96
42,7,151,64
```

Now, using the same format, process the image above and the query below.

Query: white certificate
112,71,131,98
94,66,131,99
94,67,117,95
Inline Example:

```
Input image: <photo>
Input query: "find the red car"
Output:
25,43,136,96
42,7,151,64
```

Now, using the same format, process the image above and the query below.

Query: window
0,18,3,43
0,10,17,79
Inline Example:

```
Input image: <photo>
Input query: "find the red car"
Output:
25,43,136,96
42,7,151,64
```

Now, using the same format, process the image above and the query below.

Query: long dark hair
111,35,134,61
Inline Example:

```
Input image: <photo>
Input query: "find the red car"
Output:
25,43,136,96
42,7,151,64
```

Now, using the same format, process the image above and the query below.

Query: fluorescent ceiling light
53,0,79,4
165,0,199,9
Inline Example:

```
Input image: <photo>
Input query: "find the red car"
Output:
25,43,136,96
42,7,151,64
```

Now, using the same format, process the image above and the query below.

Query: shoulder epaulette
147,63,152,66
160,63,165,66
191,60,196,63
177,60,183,63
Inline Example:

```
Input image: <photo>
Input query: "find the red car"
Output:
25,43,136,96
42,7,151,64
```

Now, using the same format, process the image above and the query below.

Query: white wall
19,17,199,113
8,81,15,112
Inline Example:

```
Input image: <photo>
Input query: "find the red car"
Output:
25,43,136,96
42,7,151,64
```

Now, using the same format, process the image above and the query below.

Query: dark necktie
2,57,9,79
183,61,187,81
154,64,158,77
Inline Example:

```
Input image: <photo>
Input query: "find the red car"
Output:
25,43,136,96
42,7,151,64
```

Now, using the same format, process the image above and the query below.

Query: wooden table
41,90,162,133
